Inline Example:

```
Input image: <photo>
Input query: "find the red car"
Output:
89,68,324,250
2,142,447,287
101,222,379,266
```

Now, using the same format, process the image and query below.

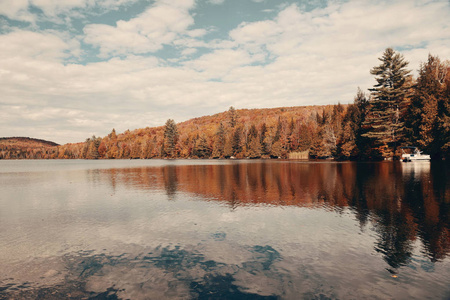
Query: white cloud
1,0,450,143
208,0,225,4
0,0,35,22
185,48,266,79
31,0,87,16
0,30,72,61
84,0,196,56
181,47,198,56
0,0,140,23
186,28,208,38
220,0,450,105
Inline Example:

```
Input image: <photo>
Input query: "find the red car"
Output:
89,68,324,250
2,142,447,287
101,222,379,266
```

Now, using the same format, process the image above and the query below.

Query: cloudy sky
1,0,449,144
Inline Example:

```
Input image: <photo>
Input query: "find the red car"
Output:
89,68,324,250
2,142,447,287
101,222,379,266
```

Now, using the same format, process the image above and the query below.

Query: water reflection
97,161,449,269
0,160,449,299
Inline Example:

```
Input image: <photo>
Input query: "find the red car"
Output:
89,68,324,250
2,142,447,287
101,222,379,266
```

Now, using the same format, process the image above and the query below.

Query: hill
0,137,59,159
50,104,348,160
5,105,347,160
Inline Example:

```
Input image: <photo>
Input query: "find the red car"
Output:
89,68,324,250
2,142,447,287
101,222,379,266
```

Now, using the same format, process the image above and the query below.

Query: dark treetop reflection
0,160,448,299
101,161,450,267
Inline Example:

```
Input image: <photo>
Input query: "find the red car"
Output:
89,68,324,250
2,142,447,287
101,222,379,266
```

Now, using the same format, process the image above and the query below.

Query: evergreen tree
354,87,370,158
287,118,296,151
228,106,237,128
163,119,178,158
273,117,283,142
231,127,242,156
260,122,268,155
336,88,370,160
363,48,411,158
248,124,258,140
193,135,211,158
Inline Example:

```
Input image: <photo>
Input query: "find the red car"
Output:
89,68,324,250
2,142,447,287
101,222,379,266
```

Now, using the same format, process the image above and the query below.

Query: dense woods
1,49,449,160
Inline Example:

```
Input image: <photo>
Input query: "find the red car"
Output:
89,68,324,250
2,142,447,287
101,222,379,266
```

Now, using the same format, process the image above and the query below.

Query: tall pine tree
363,48,411,158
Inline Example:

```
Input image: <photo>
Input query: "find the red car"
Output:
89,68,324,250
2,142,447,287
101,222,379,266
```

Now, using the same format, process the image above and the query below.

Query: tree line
1,48,449,160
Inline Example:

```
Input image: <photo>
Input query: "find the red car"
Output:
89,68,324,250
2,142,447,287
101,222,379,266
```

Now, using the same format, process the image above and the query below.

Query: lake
0,159,449,299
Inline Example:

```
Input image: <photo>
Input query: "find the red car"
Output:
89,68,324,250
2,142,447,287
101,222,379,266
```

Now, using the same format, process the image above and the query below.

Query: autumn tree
335,105,358,159
246,137,262,158
406,55,450,158
212,122,226,158
363,48,411,158
223,135,233,158
310,109,336,158
109,128,117,140
98,140,107,158
193,135,211,158
244,124,261,158
130,139,141,159
440,65,450,158
270,141,283,158
108,144,119,159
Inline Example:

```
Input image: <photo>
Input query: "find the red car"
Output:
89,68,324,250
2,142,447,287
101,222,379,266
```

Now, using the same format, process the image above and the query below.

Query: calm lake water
0,159,449,299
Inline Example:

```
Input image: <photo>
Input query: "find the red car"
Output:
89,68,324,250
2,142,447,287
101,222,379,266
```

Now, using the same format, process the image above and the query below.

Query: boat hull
401,155,431,162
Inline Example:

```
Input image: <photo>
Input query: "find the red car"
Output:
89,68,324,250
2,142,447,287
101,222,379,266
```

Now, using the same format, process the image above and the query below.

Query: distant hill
0,137,59,159
0,137,59,147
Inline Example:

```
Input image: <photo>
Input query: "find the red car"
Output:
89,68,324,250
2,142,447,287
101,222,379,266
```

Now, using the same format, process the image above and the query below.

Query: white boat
401,146,431,162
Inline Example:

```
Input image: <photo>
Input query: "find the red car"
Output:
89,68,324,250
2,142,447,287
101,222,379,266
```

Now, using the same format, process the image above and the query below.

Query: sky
1,0,449,144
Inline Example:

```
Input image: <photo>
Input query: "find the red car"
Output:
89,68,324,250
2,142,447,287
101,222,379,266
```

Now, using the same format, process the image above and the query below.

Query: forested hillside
1,48,449,160
33,104,347,160
0,137,59,159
